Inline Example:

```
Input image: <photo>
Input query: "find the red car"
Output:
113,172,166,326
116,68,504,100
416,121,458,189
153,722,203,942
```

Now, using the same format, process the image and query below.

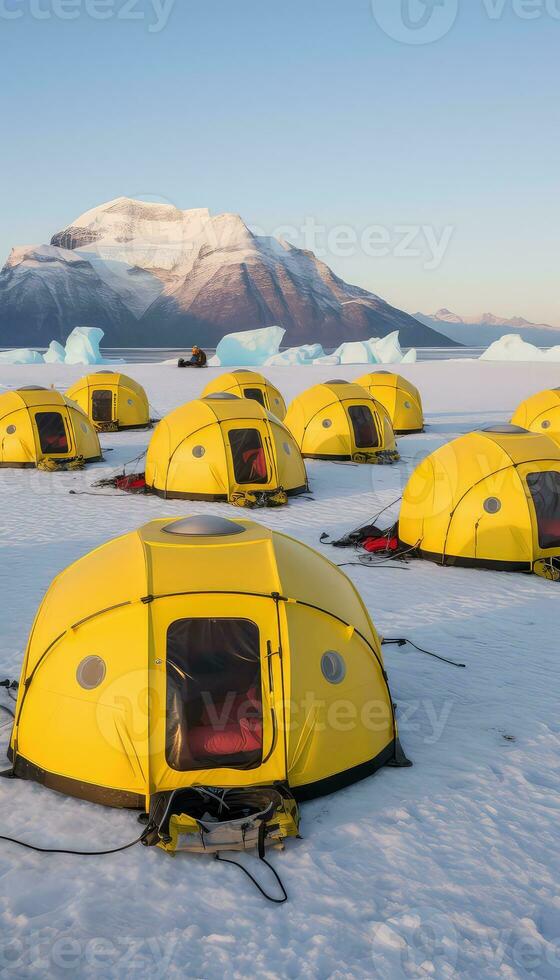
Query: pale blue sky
0,0,558,323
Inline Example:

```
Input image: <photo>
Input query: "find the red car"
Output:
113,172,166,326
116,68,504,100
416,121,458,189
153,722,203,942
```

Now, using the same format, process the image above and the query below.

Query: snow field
0,359,560,978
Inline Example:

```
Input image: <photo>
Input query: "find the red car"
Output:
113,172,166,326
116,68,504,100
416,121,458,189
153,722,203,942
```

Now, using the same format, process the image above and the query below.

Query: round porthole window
321,651,346,684
127,398,134,407
322,419,332,429
192,445,205,458
283,442,291,455
541,420,551,430
484,497,502,515
404,401,412,410
76,656,106,690
81,422,88,433
6,424,16,435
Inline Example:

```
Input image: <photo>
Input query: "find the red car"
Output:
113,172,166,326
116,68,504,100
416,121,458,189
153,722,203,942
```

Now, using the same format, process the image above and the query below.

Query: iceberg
207,328,412,368
264,351,306,366
480,334,560,362
44,340,66,363
368,331,407,364
0,348,44,364
264,344,328,367
0,327,120,366
332,341,377,365
326,333,412,365
64,326,107,365
264,344,325,366
297,344,325,360
213,325,286,366
401,347,418,364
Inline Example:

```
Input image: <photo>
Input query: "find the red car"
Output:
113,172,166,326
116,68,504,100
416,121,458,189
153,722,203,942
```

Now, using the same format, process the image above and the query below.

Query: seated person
178,346,207,368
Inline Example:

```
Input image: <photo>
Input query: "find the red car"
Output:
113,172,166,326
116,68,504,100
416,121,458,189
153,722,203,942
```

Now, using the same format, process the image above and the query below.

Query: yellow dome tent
511,388,560,443
0,387,101,469
8,515,410,824
355,371,424,435
202,370,287,420
284,380,399,463
399,425,560,579
145,394,308,505
66,371,150,431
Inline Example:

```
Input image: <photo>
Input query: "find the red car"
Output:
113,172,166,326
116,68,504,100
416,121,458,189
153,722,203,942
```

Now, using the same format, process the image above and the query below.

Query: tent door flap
527,470,560,550
165,614,276,773
347,404,380,450
225,425,274,490
34,411,72,456
91,389,114,423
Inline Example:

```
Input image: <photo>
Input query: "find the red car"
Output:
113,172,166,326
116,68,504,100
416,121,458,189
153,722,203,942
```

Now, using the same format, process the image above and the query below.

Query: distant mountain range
415,309,560,347
0,197,456,349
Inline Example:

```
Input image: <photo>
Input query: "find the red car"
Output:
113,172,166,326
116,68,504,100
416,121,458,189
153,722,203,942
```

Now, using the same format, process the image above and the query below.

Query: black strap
215,825,288,905
0,826,153,855
215,853,288,905
382,637,466,669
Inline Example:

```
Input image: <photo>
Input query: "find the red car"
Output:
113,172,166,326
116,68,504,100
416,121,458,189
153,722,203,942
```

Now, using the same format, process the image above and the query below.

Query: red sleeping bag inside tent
189,717,263,757
188,688,263,757
44,435,68,451
242,448,267,480
540,519,560,546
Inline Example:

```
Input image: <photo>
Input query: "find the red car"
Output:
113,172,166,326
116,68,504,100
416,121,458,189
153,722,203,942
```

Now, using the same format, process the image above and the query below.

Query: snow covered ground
1,359,560,979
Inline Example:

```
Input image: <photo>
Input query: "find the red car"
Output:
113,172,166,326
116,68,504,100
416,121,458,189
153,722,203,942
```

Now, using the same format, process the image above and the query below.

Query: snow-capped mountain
0,197,456,348
416,308,560,347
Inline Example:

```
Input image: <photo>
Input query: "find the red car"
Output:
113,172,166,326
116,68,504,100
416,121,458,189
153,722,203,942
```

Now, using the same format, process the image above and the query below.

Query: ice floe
210,325,286,366
480,334,560,362
208,326,414,367
332,341,375,364
0,326,121,366
43,340,66,364
0,348,45,365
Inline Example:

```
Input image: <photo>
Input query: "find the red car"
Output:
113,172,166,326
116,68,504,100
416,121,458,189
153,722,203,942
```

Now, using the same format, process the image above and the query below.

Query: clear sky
0,0,558,324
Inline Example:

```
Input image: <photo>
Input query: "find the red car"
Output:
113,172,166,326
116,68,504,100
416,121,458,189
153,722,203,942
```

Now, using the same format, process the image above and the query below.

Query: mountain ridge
0,197,458,348
419,307,559,330
415,308,560,347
